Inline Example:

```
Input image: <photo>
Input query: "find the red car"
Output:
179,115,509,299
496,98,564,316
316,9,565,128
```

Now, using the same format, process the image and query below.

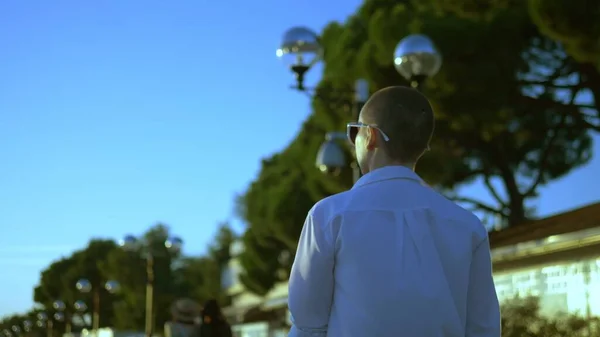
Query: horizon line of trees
0,223,237,335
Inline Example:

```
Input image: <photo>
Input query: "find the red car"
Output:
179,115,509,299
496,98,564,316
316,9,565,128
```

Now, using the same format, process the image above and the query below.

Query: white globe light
104,280,120,294
76,279,92,293
394,34,442,86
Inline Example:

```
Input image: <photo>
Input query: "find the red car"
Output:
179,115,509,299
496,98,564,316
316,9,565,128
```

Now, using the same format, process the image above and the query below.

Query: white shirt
288,166,500,337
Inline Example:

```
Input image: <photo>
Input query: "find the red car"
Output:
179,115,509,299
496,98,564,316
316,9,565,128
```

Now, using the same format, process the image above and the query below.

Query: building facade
222,242,289,337
489,202,600,317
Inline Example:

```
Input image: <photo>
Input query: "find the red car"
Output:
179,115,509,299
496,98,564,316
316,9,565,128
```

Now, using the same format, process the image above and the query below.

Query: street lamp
315,80,370,182
119,234,183,337
315,132,347,175
394,34,442,89
276,26,321,91
73,300,87,313
70,300,89,329
277,27,442,178
36,300,66,337
75,278,119,333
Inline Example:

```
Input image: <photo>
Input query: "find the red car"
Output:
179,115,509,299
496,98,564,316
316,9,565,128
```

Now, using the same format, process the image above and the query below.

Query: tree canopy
236,0,596,295
8,222,236,335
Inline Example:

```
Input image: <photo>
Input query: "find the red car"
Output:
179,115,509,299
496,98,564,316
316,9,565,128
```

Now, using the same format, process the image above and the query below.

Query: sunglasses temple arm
325,132,347,141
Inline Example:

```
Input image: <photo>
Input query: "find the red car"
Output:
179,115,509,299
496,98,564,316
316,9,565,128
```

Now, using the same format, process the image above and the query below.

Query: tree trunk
507,195,527,227
499,165,529,226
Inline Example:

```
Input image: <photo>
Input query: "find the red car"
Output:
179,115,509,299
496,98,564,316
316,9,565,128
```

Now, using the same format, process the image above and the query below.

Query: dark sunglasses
346,122,391,145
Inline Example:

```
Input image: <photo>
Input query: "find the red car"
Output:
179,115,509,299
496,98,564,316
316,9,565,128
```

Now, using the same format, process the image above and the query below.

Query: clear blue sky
0,0,598,318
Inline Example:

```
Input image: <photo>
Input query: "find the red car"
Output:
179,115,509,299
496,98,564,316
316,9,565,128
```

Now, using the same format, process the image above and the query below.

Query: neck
367,150,414,172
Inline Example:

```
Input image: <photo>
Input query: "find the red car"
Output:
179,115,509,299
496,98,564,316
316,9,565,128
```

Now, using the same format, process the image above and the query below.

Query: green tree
33,239,120,331
33,257,82,335
207,223,237,272
70,239,120,328
237,228,287,296
206,223,237,304
422,0,600,131
326,0,592,224
173,256,217,302
173,222,237,306
0,312,30,337
529,0,600,73
0,308,64,337
236,0,594,295
33,257,79,311
101,246,145,330
101,224,182,331
236,147,325,294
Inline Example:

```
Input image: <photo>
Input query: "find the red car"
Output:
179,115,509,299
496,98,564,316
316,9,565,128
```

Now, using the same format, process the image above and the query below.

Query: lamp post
119,234,183,337
72,301,89,329
315,79,370,182
394,34,442,90
277,27,442,177
75,278,120,333
8,321,31,337
10,326,20,337
52,301,67,334
8,320,31,337
21,321,32,335
275,26,321,91
36,300,67,337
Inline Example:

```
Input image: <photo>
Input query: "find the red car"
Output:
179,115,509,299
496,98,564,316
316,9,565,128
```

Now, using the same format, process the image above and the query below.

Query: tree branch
519,95,599,131
481,170,507,208
518,80,577,89
519,53,570,88
523,98,572,198
452,196,506,216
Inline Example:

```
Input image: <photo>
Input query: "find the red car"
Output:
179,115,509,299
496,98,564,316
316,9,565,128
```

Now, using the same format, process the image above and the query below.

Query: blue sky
0,0,598,318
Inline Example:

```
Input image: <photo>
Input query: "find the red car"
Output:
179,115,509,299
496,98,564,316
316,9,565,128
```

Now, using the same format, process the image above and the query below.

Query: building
223,202,600,336
489,202,600,317
221,242,289,337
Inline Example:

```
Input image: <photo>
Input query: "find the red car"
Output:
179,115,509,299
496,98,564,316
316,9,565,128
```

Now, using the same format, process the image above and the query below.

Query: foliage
175,223,237,306
33,239,119,330
501,296,600,337
22,222,236,335
237,228,287,296
207,223,237,272
236,0,595,295
101,224,180,330
422,0,600,131
530,0,600,75
0,309,47,337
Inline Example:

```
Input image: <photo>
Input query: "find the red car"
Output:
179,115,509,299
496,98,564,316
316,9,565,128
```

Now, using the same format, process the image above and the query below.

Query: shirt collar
352,165,424,190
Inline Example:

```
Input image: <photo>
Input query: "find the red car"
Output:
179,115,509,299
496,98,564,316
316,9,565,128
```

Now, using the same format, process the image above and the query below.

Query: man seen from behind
288,86,501,337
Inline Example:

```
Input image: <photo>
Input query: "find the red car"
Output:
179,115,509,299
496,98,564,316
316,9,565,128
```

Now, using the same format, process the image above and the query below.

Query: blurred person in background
164,298,201,337
200,299,232,337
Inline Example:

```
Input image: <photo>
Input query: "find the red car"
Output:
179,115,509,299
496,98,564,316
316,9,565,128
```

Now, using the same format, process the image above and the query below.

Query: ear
366,127,377,150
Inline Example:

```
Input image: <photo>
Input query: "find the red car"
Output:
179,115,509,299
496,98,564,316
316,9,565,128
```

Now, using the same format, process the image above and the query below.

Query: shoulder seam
310,202,340,247
474,235,489,251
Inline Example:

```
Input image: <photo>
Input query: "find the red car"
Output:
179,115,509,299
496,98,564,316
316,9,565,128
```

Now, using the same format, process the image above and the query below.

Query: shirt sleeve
466,236,501,337
288,208,334,337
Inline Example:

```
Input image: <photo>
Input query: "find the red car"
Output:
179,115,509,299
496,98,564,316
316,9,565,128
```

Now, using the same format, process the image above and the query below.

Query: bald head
360,86,434,164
